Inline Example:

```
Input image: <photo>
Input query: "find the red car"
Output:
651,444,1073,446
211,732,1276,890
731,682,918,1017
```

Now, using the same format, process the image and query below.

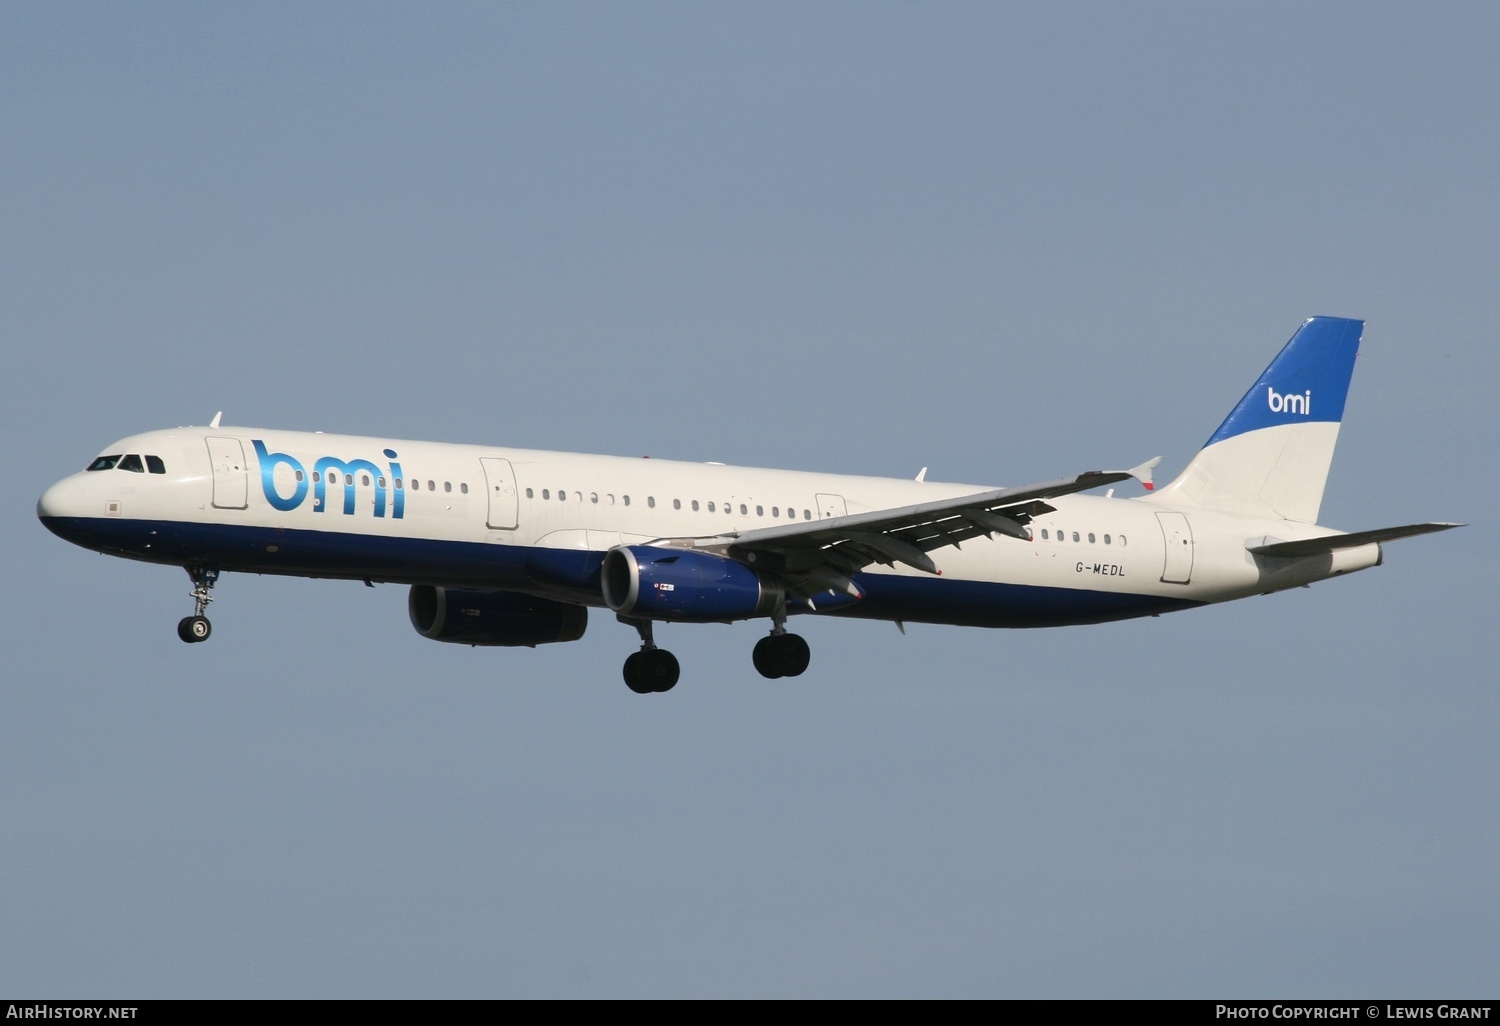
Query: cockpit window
146,455,166,474
87,455,122,471
117,454,145,473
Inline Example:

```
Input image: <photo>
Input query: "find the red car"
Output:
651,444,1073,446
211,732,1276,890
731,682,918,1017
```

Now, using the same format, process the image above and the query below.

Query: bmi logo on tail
1267,387,1311,415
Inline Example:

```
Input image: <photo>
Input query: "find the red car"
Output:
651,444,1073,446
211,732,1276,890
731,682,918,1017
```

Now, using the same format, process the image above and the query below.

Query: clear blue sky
3,2,1493,997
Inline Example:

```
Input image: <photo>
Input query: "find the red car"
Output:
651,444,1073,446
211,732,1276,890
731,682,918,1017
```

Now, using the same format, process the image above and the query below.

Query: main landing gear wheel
177,616,212,643
178,565,219,644
620,616,679,694
624,648,680,693
753,632,810,679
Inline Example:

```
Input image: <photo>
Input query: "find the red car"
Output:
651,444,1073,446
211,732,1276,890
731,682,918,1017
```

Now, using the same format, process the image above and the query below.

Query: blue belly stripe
39,516,1201,628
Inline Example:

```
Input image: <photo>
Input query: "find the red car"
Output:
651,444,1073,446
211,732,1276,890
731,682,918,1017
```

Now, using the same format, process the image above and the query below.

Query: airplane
37,316,1459,694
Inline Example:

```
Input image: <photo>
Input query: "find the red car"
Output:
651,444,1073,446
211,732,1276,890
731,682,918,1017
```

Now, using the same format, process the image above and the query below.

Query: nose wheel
177,566,218,644
177,615,212,643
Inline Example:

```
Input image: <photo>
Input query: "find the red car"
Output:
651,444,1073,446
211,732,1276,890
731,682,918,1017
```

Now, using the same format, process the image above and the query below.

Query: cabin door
481,458,519,530
816,493,848,520
206,437,248,510
1156,511,1194,584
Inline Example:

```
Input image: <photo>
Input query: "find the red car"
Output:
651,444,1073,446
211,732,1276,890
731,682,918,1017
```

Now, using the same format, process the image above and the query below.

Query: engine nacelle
601,546,780,622
408,585,587,647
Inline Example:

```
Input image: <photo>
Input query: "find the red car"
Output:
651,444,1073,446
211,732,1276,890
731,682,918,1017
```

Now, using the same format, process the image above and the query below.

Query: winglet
209,411,223,428
1129,456,1162,491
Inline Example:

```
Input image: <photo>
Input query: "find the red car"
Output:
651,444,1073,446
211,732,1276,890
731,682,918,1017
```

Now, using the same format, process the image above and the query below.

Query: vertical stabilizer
1151,317,1363,523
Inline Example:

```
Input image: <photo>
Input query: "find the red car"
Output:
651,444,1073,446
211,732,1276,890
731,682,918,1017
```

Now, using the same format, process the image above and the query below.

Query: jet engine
408,585,587,647
601,545,780,622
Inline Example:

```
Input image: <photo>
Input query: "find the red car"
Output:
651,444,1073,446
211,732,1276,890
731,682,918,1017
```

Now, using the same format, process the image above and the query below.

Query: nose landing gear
177,566,218,644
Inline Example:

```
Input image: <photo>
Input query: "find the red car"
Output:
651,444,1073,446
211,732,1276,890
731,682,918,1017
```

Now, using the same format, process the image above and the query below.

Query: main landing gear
620,617,680,694
617,615,812,694
752,618,811,679
177,565,218,644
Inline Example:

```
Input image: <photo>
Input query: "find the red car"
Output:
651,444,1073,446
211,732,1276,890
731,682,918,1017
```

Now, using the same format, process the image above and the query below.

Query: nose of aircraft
37,475,86,526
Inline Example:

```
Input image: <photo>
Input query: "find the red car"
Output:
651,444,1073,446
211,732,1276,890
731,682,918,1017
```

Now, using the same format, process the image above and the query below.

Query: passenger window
804,510,811,520
377,476,386,488
1120,535,1127,546
591,492,598,504
146,455,166,474
739,504,747,515
1088,533,1095,544
623,495,631,506
426,480,434,491
1041,529,1049,540
1072,532,1080,542
444,481,452,493
526,488,534,498
559,490,566,501
772,507,779,517
607,494,615,505
673,499,681,510
363,474,372,486
707,502,715,512
1103,534,1111,545
86,455,122,472
118,454,145,473
295,470,305,483
346,475,354,486
691,500,699,511
396,478,403,489
542,489,550,499
756,505,763,516
462,483,469,494
648,497,656,508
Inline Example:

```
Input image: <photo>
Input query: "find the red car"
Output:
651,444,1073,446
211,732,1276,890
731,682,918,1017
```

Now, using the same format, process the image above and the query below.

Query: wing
672,459,1161,602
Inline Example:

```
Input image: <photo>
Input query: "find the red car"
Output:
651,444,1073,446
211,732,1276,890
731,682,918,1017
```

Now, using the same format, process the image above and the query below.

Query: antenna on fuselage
209,411,223,428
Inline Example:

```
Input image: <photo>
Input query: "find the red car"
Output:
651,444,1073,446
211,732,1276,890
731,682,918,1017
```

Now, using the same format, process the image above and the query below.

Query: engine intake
408,586,587,647
601,546,780,622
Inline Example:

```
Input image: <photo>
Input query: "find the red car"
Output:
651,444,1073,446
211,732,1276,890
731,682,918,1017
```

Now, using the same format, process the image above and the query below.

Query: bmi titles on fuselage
252,440,406,518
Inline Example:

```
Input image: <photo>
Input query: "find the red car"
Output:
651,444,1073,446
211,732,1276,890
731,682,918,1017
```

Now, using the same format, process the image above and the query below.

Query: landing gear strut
177,565,218,644
619,616,679,694
752,612,810,679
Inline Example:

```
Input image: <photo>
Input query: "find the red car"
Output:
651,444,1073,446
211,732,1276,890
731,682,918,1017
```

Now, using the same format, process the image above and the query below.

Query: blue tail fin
1152,317,1363,523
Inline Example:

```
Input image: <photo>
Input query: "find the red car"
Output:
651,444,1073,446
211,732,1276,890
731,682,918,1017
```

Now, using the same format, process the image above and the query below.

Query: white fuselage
37,425,1380,629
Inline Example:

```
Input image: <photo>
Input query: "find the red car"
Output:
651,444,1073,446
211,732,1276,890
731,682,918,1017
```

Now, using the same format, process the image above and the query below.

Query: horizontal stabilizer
1248,522,1463,558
